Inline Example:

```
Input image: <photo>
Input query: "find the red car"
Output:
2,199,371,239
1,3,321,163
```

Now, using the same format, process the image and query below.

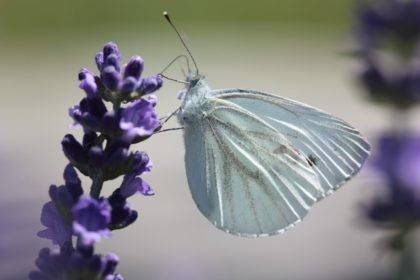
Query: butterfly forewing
184,94,328,236
212,89,371,196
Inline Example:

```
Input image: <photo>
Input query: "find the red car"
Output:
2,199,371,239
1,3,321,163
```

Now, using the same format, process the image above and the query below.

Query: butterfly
162,12,370,237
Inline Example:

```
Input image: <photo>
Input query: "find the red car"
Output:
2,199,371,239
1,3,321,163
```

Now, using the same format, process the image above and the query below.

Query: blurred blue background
1,0,419,279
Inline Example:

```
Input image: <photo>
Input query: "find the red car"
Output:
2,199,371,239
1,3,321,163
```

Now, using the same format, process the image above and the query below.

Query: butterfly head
186,72,205,89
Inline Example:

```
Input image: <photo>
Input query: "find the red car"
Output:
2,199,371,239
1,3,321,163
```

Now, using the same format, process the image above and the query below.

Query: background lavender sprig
30,42,163,279
354,0,420,278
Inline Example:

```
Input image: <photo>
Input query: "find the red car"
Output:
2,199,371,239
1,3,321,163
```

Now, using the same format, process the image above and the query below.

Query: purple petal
120,175,154,198
119,96,160,141
38,202,72,246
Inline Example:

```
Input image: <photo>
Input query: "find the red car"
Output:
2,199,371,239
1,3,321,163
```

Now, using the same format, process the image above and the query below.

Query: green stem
90,175,104,198
113,101,121,112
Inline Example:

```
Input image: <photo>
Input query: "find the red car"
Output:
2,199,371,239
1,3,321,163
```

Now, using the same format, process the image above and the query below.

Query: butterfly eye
189,78,199,88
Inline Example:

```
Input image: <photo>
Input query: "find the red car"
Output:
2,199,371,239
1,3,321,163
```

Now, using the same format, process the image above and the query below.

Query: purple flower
137,75,163,96
72,197,111,246
79,68,99,99
29,246,72,280
356,0,420,49
371,133,420,191
366,133,420,230
62,134,90,175
119,95,160,142
69,97,119,135
120,152,154,197
33,41,160,278
131,151,153,173
124,56,144,80
86,42,163,101
29,245,123,280
120,175,154,198
354,0,420,107
108,189,138,230
37,202,72,246
38,165,83,245
102,66,122,92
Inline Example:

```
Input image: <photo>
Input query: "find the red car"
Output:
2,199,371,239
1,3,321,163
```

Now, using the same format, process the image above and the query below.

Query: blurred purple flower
37,202,72,246
356,0,420,49
38,164,83,245
29,246,72,280
366,133,420,232
108,189,138,230
371,133,420,192
72,197,111,246
355,0,420,107
29,245,123,280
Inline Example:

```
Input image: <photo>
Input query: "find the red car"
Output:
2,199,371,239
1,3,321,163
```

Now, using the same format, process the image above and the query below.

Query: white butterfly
163,12,370,237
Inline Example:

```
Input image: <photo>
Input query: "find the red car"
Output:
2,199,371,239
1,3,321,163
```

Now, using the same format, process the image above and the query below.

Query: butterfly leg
155,127,184,134
161,107,181,125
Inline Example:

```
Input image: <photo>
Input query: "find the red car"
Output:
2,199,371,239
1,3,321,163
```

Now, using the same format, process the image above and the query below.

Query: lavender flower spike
32,41,162,279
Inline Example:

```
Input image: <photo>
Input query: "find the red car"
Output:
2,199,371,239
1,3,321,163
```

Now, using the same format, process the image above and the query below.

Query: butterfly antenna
163,11,199,75
159,54,191,75
159,74,189,85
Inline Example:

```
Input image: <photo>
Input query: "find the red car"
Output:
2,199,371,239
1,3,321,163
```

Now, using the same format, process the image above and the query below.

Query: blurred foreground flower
366,134,420,242
354,0,420,279
30,42,163,279
355,0,420,108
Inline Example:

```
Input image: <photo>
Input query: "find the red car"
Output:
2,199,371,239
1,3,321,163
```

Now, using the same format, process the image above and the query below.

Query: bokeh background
1,0,419,279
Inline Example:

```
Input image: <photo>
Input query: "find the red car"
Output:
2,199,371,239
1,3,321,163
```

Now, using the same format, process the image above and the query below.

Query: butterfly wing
212,89,371,195
183,88,366,236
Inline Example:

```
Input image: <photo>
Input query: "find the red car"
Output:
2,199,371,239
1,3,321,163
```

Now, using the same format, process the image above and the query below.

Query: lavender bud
137,75,163,96
88,255,103,274
102,112,119,134
102,66,122,92
103,42,121,61
124,56,144,80
88,146,105,167
63,164,83,200
102,253,119,276
82,132,98,149
78,69,98,98
62,134,89,175
95,52,104,71
120,77,138,94
104,53,121,72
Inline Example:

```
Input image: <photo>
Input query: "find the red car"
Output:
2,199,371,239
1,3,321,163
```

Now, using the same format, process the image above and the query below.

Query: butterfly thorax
178,77,214,126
